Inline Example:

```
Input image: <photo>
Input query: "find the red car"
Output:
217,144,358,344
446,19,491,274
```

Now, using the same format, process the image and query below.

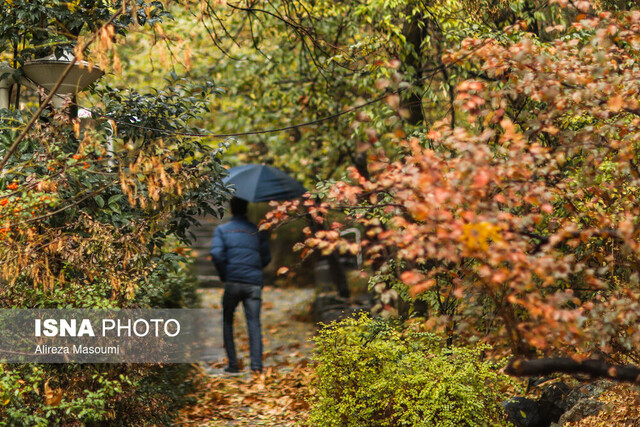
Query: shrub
311,314,516,427
0,363,197,426
0,253,201,425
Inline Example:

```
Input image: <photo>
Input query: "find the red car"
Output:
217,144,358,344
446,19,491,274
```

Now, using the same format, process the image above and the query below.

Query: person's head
230,197,248,216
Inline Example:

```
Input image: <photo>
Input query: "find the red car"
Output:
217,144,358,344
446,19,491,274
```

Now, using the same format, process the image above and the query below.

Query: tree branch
505,357,640,383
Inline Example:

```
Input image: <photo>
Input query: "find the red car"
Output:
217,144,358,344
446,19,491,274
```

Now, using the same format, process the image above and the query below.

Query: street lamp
0,50,104,110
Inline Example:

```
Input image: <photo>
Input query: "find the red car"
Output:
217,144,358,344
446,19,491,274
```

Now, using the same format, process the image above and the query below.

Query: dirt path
179,286,316,426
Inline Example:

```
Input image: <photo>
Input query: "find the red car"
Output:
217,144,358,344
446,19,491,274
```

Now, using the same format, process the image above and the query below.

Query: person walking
210,197,271,373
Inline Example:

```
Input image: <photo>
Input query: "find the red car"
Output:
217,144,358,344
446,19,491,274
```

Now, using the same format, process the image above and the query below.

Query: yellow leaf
460,222,502,252
44,380,63,407
66,0,81,12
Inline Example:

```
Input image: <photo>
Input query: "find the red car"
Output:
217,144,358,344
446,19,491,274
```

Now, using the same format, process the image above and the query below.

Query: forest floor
178,286,317,426
176,287,640,426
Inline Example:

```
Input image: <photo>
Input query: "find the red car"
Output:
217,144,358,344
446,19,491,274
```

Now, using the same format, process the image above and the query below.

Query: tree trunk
401,13,426,126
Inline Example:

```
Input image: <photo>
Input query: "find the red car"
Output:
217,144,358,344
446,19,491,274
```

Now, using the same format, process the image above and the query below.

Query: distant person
210,197,271,373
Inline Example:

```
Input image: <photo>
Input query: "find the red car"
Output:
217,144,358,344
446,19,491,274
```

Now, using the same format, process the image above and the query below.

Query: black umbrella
223,164,307,202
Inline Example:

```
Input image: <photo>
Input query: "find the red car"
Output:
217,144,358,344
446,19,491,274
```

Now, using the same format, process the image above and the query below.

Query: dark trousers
222,282,263,371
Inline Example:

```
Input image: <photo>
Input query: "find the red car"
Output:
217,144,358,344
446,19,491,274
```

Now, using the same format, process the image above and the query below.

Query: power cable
77,88,397,138
60,39,491,140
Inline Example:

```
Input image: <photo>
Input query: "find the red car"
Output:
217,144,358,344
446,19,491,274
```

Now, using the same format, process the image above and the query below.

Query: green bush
0,253,201,425
311,314,516,427
0,363,197,426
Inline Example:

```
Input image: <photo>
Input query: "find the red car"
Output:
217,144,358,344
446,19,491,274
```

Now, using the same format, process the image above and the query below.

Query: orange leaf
409,280,436,297
608,95,624,112
400,270,423,286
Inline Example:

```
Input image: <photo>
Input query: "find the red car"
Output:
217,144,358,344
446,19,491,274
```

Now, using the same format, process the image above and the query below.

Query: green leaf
107,194,123,206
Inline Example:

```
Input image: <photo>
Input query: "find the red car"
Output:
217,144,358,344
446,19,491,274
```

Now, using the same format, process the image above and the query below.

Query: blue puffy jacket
210,216,271,286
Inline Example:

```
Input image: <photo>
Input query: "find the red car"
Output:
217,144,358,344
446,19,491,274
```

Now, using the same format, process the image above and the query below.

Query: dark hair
230,197,248,216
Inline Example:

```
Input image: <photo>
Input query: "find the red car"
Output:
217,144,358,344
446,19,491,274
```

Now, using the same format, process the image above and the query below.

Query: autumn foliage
265,0,640,371
0,1,225,423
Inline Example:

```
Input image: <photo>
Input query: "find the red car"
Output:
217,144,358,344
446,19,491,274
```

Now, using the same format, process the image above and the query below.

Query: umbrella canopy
223,164,307,202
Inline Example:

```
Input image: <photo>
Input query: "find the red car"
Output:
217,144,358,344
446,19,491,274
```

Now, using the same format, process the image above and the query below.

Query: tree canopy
255,0,640,380
3,1,640,424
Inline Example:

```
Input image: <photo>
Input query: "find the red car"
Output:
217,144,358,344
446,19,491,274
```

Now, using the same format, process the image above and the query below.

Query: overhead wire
24,37,490,141
72,59,470,139
75,88,397,138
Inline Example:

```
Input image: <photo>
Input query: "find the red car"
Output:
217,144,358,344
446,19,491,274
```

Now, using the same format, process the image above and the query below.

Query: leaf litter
178,287,316,426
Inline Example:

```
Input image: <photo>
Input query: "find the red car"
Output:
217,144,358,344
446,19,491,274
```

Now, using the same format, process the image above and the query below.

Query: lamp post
0,63,15,110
